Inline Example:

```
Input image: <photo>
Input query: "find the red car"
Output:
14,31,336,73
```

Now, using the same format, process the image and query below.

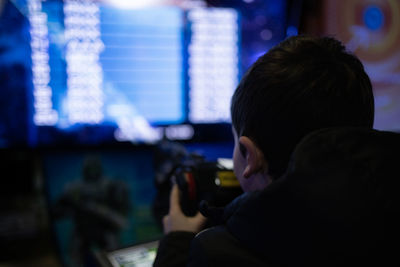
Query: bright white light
64,0,104,124
218,158,233,169
187,8,239,123
104,0,167,9
114,117,163,144
165,124,194,140
104,0,207,9
29,0,58,126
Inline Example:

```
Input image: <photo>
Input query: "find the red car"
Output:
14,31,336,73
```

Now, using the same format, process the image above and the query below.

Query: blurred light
104,0,168,9
260,29,272,40
347,25,372,51
114,117,163,144
64,0,104,124
243,0,254,3
363,5,384,31
286,25,298,37
187,8,239,123
218,158,233,169
165,124,194,140
29,0,58,126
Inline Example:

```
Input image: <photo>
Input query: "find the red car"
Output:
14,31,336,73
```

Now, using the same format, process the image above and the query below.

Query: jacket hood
221,127,400,266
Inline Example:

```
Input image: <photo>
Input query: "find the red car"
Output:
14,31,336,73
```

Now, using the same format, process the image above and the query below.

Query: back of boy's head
231,35,375,179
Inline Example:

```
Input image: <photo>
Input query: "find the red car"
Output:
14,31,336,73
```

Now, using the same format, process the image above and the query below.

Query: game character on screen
53,155,131,267
152,35,385,266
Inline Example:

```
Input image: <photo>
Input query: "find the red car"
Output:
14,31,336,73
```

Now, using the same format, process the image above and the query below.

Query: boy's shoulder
190,225,272,267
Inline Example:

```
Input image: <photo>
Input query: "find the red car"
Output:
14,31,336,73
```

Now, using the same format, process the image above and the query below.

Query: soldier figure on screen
53,155,131,267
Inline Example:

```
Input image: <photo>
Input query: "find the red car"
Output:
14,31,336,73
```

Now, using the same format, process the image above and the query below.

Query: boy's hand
162,184,207,234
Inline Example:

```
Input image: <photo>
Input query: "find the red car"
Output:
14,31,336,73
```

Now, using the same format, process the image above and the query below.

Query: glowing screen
26,0,240,143
0,0,292,147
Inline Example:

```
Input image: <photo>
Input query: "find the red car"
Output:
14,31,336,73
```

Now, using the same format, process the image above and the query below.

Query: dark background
1,0,399,266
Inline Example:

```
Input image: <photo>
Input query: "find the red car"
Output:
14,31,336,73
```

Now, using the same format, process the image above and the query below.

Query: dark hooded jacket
153,127,400,267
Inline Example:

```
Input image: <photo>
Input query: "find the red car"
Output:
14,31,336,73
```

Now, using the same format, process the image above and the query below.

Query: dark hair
231,35,374,179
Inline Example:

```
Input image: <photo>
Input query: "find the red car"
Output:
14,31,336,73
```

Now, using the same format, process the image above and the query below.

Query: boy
154,35,375,266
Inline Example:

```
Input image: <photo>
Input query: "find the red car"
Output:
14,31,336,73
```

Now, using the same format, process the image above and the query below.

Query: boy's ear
238,136,266,178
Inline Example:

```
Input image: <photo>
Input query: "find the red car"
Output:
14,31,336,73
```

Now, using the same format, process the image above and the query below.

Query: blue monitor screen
46,5,186,126
0,0,295,147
